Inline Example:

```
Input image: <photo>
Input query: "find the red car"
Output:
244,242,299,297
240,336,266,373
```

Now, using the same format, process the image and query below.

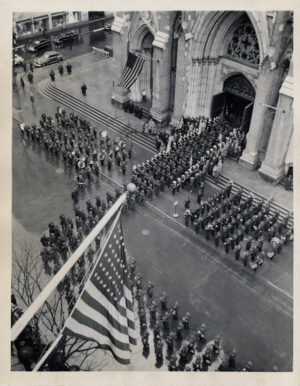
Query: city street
12,42,293,371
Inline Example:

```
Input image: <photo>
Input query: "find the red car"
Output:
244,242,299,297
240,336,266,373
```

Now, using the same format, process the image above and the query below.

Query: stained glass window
227,22,260,65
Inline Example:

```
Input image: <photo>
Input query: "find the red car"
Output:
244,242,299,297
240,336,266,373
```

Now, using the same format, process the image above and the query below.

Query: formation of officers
16,105,292,371
185,183,293,271
130,115,243,205
19,106,131,187
128,259,253,372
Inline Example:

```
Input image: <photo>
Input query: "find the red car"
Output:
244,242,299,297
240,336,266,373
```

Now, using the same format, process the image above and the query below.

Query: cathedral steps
206,174,293,229
38,80,157,154
38,80,293,229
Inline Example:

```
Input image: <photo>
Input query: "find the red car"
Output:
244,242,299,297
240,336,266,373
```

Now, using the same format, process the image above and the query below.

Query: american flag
63,213,137,365
117,51,145,89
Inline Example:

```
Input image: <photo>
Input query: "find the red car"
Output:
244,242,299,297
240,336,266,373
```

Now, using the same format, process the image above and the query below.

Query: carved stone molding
192,56,220,64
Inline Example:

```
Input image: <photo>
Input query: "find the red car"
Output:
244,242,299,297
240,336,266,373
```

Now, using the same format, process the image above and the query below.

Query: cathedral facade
111,11,293,183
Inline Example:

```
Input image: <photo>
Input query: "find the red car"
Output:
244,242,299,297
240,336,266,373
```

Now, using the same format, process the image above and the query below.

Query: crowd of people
128,260,254,372
184,184,293,271
14,106,292,371
19,106,132,183
130,115,239,204
123,100,143,119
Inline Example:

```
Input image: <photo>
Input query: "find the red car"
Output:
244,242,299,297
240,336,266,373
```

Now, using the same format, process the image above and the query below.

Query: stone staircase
38,80,157,154
38,79,293,229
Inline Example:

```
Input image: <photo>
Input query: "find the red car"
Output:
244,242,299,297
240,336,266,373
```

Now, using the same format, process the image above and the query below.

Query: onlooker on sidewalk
81,83,87,96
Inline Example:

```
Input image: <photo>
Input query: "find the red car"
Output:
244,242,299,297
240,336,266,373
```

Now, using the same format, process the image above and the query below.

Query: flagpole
33,211,123,372
11,193,127,342
129,50,159,63
32,333,63,372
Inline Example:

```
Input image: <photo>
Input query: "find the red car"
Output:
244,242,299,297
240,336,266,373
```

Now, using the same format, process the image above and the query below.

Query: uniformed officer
227,348,237,368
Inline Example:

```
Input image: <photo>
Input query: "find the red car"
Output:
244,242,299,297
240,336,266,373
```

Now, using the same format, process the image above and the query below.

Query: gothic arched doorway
211,73,255,133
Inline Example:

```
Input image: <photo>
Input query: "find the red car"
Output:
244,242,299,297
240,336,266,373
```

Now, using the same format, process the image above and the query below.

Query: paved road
14,20,113,71
11,48,293,372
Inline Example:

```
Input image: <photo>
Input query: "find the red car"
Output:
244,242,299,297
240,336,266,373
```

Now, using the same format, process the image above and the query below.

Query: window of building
227,22,260,65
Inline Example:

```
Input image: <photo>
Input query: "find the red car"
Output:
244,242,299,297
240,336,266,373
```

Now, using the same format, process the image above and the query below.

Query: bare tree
11,238,109,371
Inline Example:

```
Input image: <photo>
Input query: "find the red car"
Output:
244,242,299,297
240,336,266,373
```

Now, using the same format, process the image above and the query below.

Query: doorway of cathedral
211,73,255,133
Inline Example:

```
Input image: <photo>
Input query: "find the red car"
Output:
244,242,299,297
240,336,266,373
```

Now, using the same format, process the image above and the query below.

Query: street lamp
127,182,137,193
173,201,179,218
101,130,108,139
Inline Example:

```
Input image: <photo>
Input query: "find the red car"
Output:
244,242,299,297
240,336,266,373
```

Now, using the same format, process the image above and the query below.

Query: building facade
13,12,90,37
111,11,293,183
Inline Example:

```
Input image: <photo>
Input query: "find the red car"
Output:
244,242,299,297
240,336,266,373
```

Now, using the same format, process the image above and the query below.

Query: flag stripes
63,214,136,365
64,325,131,365
117,52,145,89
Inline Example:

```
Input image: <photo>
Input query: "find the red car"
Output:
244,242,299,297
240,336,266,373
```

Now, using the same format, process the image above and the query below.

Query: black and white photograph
1,3,298,383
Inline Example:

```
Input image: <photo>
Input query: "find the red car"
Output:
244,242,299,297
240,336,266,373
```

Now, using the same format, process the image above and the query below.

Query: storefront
16,19,32,36
51,12,67,29
33,15,49,33
68,12,81,24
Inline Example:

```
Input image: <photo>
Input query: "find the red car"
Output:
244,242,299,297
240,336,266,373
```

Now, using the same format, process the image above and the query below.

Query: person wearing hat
81,83,87,96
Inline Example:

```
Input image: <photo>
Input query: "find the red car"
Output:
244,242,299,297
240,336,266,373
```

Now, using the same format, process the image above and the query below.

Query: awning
16,19,32,24
51,12,67,18
33,15,48,21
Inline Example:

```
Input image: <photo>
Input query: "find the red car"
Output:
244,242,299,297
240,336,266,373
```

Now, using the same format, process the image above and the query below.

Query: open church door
241,101,254,132
211,92,226,118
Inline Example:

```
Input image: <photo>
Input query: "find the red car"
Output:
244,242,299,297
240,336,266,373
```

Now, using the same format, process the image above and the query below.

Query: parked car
27,39,50,52
33,51,64,67
53,30,79,44
13,53,24,66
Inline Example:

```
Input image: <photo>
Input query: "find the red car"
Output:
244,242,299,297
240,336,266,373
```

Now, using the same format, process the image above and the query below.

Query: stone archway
191,11,269,63
184,11,264,117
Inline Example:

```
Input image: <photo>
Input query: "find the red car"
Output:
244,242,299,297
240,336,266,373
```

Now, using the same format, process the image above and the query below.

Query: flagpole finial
127,183,137,193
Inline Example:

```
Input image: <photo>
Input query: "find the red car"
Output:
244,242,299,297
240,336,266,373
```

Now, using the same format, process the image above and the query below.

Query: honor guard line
11,193,127,343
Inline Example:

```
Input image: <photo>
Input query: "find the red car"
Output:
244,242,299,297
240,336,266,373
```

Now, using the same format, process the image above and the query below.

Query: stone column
48,13,53,30
203,58,220,116
111,15,131,107
130,79,142,102
258,74,293,183
171,33,188,123
239,61,284,170
239,11,292,171
184,61,201,117
150,42,172,127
